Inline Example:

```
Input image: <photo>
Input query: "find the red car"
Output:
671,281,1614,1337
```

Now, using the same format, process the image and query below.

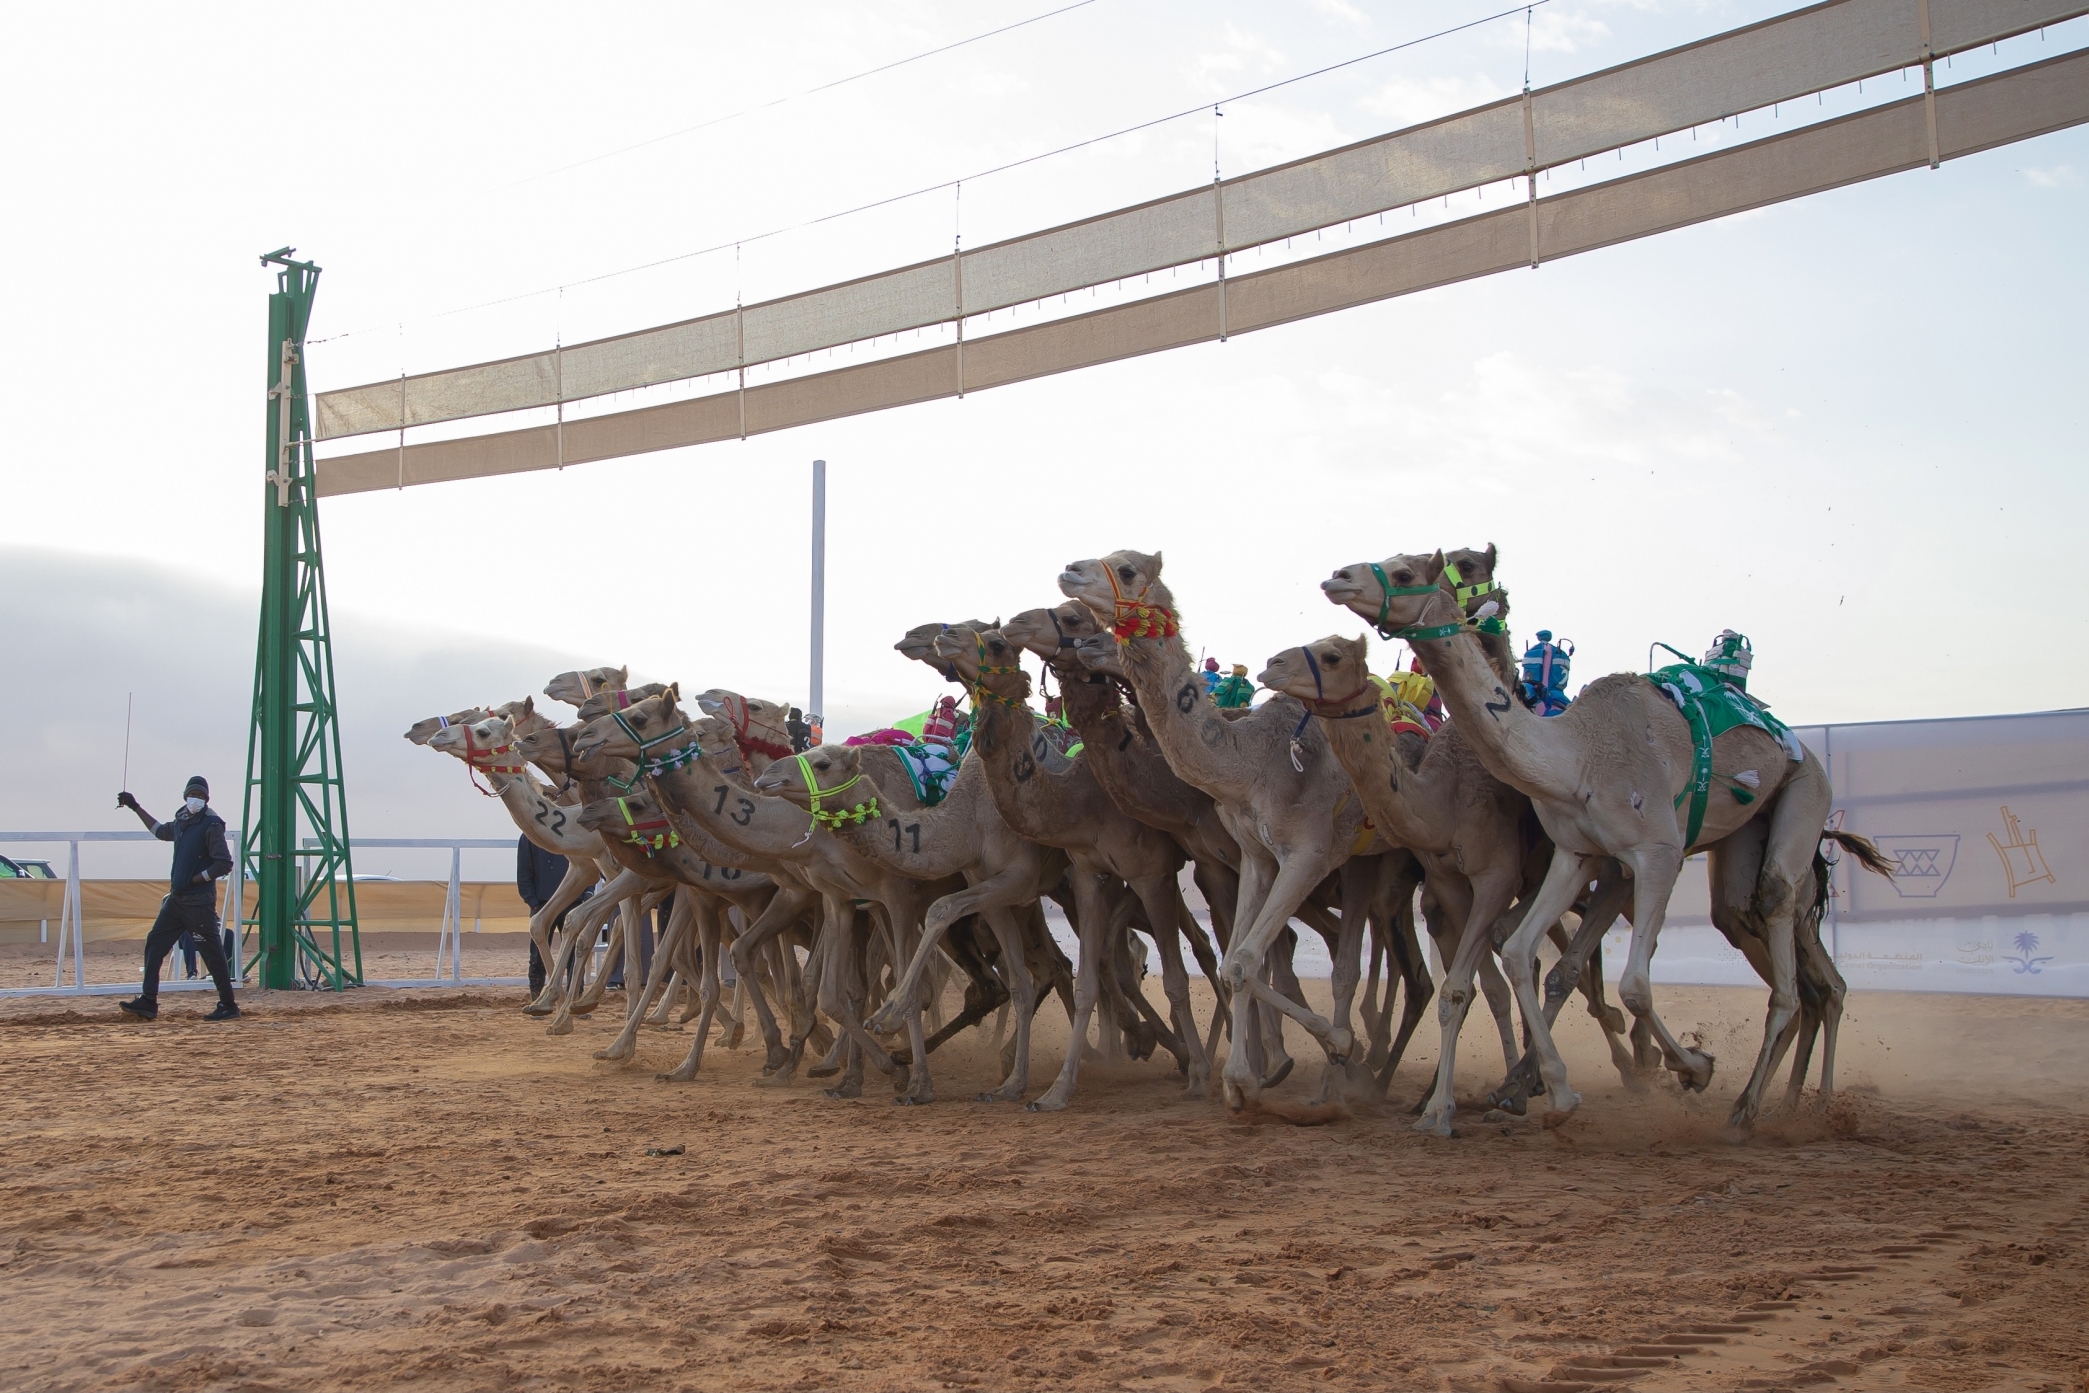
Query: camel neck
650,754,814,866
1114,621,1261,801
971,693,1084,845
1403,592,1565,802
1311,707,1452,851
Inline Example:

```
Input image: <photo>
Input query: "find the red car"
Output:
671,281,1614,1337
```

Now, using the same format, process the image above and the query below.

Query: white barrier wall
1619,708,2088,997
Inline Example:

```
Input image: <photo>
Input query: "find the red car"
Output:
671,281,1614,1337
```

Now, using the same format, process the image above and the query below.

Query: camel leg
596,893,693,1062
1375,893,1434,1091
545,879,634,1035
1486,868,1634,1111
1028,869,1116,1112
1791,905,1846,1108
1496,849,1603,1123
1411,861,1522,1136
977,906,1038,1103
1609,843,1713,1095
866,864,1037,1034
524,864,594,1015
660,907,726,1082
1724,777,1830,1129
1131,873,1209,1099
814,902,906,1098
1219,854,1338,1110
728,886,814,1079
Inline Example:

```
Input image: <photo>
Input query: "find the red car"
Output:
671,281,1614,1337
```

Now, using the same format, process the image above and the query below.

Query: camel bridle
795,754,880,830
1287,646,1379,772
1102,564,1179,641
615,796,680,855
461,723,525,797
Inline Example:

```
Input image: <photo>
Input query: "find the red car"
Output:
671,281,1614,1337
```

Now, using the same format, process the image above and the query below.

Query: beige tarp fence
314,0,2088,446
317,46,2089,496
0,880,530,947
1614,710,2089,996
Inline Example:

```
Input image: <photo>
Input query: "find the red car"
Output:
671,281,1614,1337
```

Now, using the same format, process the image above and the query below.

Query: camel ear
664,681,680,703
615,666,628,686
1485,543,1498,573
520,695,535,718
1427,550,1446,581
1149,550,1164,576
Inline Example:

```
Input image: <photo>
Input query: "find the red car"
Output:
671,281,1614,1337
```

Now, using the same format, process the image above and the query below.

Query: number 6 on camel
1323,551,1890,1131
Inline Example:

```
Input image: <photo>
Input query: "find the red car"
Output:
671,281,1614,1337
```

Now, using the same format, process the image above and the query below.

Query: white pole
228,833,245,982
810,458,826,734
65,840,84,989
449,846,463,982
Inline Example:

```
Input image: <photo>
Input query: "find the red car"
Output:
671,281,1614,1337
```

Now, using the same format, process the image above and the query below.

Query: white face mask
184,797,206,814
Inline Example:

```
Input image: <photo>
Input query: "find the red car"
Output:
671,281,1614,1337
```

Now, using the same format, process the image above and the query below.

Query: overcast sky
4,1,2085,855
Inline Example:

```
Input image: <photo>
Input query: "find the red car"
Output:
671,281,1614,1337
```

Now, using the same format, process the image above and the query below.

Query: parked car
0,855,57,879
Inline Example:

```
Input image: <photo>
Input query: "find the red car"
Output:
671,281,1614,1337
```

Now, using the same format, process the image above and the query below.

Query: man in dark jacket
115,776,238,1021
516,835,570,999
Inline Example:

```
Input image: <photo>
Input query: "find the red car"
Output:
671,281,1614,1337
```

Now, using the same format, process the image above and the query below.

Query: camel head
1259,635,1375,706
403,706,489,745
1001,602,1103,664
573,681,672,723
750,743,874,804
933,627,1032,705
507,720,631,787
575,787,672,841
426,715,523,781
895,619,994,683
1323,545,1503,631
1068,630,1128,678
572,691,687,764
543,665,628,707
1058,549,1165,629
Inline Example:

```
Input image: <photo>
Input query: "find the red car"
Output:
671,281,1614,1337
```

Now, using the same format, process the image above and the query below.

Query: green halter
797,754,880,830
969,633,1027,710
1366,562,1442,641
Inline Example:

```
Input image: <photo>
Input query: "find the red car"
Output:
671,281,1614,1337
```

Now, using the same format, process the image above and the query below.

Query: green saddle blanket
1644,661,1802,847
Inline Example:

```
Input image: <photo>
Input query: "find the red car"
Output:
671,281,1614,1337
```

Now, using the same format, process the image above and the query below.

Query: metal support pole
242,249,359,991
447,846,463,982
809,459,826,734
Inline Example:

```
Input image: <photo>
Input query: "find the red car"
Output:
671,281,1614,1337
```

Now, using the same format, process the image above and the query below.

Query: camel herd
409,546,1892,1134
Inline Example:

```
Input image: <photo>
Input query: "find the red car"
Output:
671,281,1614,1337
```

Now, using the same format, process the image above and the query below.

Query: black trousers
142,890,234,1008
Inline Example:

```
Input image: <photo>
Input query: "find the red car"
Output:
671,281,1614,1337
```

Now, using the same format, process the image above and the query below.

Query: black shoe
118,996,158,1021
204,1002,242,1021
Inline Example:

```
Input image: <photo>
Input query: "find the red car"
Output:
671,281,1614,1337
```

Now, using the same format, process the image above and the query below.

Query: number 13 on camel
1324,551,1887,1132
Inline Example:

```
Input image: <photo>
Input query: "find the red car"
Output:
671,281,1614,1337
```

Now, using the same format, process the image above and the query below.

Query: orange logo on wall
1988,806,2055,899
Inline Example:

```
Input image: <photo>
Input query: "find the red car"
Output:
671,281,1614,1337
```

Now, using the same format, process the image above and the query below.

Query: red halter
462,723,525,797
718,692,795,763
1103,564,1180,641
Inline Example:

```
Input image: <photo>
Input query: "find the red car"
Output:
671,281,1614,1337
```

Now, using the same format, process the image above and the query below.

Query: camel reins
1288,646,1378,772
616,796,680,855
796,754,880,830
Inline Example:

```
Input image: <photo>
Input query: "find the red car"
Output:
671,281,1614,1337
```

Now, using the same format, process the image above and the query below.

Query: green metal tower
238,249,361,990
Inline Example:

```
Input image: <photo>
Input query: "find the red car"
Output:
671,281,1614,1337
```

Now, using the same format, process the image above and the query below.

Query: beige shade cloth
312,0,2089,442
0,880,530,946
317,47,2089,497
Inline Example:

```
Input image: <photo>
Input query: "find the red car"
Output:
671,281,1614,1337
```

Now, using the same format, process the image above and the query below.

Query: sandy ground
0,932,536,991
1,968,2084,1392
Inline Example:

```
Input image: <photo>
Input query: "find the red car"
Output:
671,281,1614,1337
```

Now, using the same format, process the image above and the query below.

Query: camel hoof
1026,1094,1070,1113
1221,1079,1248,1113
976,1089,1024,1104
1541,1096,1582,1129
522,1003,554,1017
821,1082,863,1100
570,1001,598,1017
546,1017,573,1037
754,1068,796,1088
1261,1058,1294,1090
1412,1108,1456,1138
805,1063,841,1080
1676,1051,1716,1093
892,1093,934,1107
717,1025,745,1050
592,1045,632,1062
1489,1093,1527,1117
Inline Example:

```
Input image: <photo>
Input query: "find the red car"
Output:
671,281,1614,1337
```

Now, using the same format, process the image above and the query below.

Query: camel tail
1246,1097,1351,1127
1823,829,1897,880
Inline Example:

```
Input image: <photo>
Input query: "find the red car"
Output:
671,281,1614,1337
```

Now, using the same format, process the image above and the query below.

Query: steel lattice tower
239,249,360,990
